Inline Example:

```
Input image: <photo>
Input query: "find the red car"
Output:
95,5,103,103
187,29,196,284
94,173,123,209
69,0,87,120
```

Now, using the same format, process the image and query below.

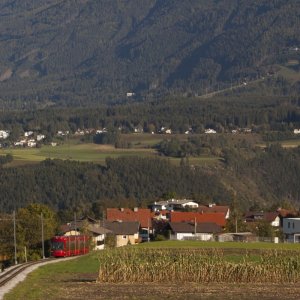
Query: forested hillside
1,145,300,217
0,0,299,107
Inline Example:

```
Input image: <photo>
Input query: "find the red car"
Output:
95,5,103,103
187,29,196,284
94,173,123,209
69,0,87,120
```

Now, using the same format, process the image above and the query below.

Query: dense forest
0,83,299,140
1,144,300,217
0,0,299,107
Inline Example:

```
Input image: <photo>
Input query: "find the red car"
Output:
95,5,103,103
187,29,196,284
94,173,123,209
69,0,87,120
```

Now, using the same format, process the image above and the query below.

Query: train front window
51,241,64,250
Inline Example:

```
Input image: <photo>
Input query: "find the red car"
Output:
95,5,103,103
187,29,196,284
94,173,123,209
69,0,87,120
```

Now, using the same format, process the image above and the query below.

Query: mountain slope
0,0,299,106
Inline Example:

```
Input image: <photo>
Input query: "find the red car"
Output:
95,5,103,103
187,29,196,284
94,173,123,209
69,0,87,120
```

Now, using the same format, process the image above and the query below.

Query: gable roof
104,221,140,235
169,212,226,227
88,224,112,235
244,212,280,223
107,208,151,228
277,208,299,218
169,222,222,234
264,212,280,223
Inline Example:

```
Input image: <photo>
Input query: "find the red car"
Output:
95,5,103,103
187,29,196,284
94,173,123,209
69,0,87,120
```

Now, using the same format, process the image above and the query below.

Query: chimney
134,207,138,212
120,208,124,212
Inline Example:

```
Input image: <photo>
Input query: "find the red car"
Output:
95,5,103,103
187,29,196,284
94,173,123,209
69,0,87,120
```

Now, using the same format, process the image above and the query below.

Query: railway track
0,258,55,288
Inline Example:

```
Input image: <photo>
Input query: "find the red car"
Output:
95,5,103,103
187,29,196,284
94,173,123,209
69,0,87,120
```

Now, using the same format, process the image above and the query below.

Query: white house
0,130,9,139
169,222,222,241
27,139,36,148
88,224,112,250
294,129,300,134
24,131,34,137
150,199,198,212
205,128,216,134
37,134,46,141
283,218,300,242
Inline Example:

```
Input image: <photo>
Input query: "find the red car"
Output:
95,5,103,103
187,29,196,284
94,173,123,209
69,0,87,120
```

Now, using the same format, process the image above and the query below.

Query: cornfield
98,248,300,283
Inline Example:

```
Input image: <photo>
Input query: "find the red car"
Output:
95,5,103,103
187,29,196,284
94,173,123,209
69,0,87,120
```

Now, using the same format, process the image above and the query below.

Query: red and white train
50,235,89,257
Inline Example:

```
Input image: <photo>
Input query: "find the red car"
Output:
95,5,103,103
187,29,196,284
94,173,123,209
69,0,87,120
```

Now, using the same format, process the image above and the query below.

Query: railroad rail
0,258,54,288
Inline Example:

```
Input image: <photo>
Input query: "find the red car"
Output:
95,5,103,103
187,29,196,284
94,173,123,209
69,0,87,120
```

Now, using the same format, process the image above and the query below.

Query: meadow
0,134,221,167
0,133,299,168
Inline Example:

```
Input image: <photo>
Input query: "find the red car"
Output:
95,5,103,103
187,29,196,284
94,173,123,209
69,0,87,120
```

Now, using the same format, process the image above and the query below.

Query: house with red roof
244,212,280,227
198,203,230,219
169,221,222,241
106,208,152,241
169,211,226,227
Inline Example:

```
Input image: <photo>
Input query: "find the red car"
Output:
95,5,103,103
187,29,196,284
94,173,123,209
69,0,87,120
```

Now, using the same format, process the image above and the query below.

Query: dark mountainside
0,0,299,107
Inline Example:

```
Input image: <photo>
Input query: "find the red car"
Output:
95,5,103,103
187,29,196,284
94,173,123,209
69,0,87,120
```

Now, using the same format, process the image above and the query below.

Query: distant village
1,126,300,149
59,199,300,249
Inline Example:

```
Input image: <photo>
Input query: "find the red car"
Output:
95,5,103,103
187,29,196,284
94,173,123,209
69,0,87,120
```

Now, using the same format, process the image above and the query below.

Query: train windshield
51,241,64,250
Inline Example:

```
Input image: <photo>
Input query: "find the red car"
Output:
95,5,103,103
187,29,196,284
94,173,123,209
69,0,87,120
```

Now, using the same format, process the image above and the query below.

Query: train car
50,235,90,257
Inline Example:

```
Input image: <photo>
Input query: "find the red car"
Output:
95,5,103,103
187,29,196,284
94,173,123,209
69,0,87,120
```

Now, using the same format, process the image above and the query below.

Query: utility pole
41,213,45,259
74,213,77,254
13,211,17,265
147,218,150,242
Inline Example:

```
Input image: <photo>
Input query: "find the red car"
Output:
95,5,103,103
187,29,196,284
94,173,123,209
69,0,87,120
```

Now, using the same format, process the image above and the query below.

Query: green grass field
277,65,300,83
0,134,221,167
4,254,100,300
137,240,300,250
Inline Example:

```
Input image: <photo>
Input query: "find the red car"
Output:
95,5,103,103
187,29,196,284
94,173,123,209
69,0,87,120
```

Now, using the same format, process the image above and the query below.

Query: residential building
169,221,222,241
244,212,280,227
283,218,300,242
169,211,226,227
104,220,140,247
106,208,152,241
198,204,230,219
0,130,9,139
205,128,216,134
150,199,199,212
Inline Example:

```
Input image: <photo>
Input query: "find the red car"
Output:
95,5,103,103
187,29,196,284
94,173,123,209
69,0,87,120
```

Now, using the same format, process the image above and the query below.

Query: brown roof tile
170,212,226,227
104,220,140,235
169,222,222,234
107,208,151,228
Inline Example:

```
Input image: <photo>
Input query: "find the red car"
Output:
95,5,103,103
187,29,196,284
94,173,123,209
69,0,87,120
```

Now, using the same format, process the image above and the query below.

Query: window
293,222,295,229
122,235,127,239
288,222,290,229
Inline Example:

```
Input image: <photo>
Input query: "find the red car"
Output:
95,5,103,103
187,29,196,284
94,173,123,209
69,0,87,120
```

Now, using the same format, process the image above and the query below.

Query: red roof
107,208,152,228
170,211,226,227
